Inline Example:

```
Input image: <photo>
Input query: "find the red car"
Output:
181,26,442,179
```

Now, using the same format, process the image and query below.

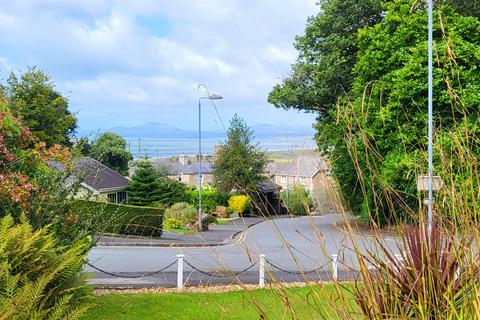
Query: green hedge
73,200,164,238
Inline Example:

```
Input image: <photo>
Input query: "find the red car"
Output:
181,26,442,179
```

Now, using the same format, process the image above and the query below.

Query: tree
156,178,188,207
5,68,77,146
89,132,133,175
213,114,268,192
441,0,480,19
327,1,479,224
268,0,383,119
127,161,161,206
270,0,480,225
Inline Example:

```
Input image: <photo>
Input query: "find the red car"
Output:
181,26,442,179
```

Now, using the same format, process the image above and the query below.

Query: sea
126,136,316,159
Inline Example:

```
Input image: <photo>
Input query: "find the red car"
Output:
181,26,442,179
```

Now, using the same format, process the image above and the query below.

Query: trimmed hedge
74,200,164,238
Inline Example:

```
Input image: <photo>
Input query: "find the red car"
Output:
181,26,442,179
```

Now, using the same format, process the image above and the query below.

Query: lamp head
208,94,223,100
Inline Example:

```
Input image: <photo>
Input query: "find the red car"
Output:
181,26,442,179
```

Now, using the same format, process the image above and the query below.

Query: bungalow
49,157,129,203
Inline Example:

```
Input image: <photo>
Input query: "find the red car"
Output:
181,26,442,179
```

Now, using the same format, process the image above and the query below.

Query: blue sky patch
136,15,171,37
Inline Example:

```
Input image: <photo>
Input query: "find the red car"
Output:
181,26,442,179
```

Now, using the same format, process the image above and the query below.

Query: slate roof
150,158,213,175
256,181,282,193
50,157,129,191
266,156,328,178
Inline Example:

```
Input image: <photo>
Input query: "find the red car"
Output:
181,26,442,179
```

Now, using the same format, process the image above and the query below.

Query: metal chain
265,259,330,275
184,260,257,278
86,260,177,279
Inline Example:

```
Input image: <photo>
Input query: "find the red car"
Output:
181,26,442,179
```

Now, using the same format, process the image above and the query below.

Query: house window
280,176,287,184
107,193,117,203
117,191,127,203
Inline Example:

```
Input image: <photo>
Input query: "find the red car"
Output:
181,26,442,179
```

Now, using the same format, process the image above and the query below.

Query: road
87,214,399,287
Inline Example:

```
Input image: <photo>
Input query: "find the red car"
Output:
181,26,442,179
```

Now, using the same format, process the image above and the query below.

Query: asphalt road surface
87,214,399,287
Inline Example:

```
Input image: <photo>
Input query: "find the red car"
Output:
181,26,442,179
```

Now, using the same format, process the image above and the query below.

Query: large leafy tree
213,114,268,193
89,132,133,175
127,161,161,206
5,68,77,146
270,0,480,224
339,0,480,224
268,0,383,118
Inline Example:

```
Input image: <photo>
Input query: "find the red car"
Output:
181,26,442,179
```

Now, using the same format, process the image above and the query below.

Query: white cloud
0,0,319,130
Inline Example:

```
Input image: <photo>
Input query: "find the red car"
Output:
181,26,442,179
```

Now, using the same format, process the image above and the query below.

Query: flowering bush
228,195,251,214
164,202,197,225
163,217,184,230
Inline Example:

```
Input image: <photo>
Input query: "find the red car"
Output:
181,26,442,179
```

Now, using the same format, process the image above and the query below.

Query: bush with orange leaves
0,104,86,244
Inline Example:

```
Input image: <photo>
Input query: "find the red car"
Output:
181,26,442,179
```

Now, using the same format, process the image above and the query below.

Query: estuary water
126,136,315,158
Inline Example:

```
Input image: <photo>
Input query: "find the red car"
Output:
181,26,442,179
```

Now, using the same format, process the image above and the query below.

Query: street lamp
427,0,434,238
197,84,222,231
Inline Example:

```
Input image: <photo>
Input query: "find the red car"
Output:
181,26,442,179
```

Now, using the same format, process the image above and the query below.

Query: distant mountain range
78,122,315,139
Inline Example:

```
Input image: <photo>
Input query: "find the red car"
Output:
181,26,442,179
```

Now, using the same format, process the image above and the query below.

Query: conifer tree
127,161,161,206
213,114,268,192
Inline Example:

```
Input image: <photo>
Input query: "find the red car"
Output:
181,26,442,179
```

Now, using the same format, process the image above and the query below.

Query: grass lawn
81,284,357,320
163,228,192,234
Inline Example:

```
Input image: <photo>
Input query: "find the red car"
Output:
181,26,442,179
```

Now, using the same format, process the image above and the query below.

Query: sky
0,0,319,134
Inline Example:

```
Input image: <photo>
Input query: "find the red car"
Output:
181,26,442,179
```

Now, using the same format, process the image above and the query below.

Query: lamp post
197,84,222,231
427,0,433,237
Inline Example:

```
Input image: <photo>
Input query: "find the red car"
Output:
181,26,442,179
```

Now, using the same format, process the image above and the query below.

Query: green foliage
355,225,479,318
281,184,313,216
185,186,229,213
89,132,133,175
5,67,77,146
164,202,196,225
163,217,184,230
213,114,268,192
127,161,161,206
440,0,480,19
0,215,92,319
336,0,480,224
268,0,383,117
227,195,251,214
272,0,480,225
157,178,188,207
74,200,164,237
26,163,93,245
71,137,92,157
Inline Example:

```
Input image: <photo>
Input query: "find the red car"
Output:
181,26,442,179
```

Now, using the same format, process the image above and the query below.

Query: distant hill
77,122,314,139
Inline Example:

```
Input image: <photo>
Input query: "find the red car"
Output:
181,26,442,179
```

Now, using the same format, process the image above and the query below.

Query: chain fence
183,260,257,278
265,259,331,275
86,254,363,286
85,260,177,278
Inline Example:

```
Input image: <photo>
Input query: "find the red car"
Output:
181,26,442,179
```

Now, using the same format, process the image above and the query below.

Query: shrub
163,217,183,230
281,184,313,216
74,200,164,238
228,195,251,214
0,215,92,319
355,224,479,318
157,178,188,206
185,186,229,213
164,202,196,225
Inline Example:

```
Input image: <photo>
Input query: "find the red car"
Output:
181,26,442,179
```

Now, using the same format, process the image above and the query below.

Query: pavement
95,216,264,247
86,214,400,288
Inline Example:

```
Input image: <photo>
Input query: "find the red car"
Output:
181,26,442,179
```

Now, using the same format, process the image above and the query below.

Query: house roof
256,181,282,193
266,156,328,178
49,157,129,192
150,158,213,175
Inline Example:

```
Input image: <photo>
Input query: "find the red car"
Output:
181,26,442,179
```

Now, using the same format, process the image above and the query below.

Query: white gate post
259,254,266,288
177,254,185,290
331,254,338,281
